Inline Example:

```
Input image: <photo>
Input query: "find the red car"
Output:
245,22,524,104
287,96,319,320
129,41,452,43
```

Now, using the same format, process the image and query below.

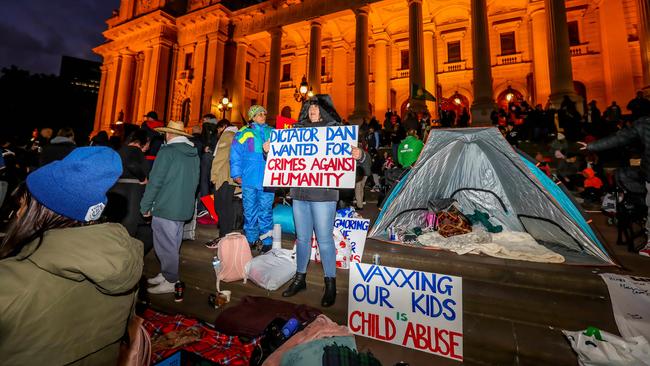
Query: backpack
216,232,252,291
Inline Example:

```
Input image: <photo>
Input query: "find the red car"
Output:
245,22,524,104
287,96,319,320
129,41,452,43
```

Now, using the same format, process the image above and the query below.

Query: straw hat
155,120,192,137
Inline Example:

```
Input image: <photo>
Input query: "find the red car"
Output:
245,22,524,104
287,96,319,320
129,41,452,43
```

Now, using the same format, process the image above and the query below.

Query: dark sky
0,0,116,75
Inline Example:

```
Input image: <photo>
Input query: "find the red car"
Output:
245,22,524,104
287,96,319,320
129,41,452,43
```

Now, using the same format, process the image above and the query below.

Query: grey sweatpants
152,216,184,282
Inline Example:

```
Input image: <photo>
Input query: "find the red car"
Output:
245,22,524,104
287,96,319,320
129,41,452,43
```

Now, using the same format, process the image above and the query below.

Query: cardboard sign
348,263,463,361
309,218,370,267
600,273,650,341
308,228,351,269
263,126,358,188
276,115,297,129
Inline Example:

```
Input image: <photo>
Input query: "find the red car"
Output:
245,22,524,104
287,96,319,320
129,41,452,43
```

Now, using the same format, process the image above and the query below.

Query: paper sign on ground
309,217,370,267
600,273,650,341
348,263,463,361
263,126,358,188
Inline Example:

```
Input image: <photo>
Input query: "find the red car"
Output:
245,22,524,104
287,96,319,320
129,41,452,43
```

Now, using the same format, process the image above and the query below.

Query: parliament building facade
93,0,650,130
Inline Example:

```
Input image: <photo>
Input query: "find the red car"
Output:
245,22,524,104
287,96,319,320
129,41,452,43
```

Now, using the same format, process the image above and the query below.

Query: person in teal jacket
141,120,200,294
398,129,424,168
230,105,274,251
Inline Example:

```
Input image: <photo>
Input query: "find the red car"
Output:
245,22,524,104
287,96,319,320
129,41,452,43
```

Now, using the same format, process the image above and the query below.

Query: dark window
321,56,326,76
447,41,461,63
568,21,580,46
281,64,291,82
500,32,516,55
184,53,193,70
245,62,251,81
181,99,191,126
400,50,409,70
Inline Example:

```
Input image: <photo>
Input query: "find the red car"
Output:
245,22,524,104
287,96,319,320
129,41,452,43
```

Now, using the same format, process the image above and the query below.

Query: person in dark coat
104,129,152,254
280,94,367,307
141,111,165,166
581,117,650,256
90,131,110,146
38,127,76,167
627,91,650,121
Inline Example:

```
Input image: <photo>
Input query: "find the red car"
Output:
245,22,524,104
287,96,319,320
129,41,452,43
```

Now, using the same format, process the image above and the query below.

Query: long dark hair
0,183,83,259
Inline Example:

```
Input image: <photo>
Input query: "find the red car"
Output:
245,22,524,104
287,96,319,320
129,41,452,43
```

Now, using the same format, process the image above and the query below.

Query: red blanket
141,309,260,365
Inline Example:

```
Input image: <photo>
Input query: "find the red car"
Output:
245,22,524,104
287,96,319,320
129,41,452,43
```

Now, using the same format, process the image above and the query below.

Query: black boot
282,272,307,297
321,277,336,307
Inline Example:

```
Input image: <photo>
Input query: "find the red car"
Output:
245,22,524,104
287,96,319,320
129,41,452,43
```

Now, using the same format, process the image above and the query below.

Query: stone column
331,40,349,117
115,52,135,122
545,0,578,107
143,41,173,119
639,0,650,91
137,46,153,121
191,38,208,123
599,0,635,103
470,0,495,126
351,6,370,122
232,40,249,124
374,36,390,121
204,33,223,116
408,0,427,113
94,65,108,132
267,27,282,123
103,57,119,128
530,7,551,105
423,30,436,114
308,20,322,94
209,36,226,115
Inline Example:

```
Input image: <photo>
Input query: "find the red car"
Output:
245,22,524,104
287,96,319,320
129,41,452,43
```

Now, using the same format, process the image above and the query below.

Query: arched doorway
496,87,524,111
439,92,470,127
573,81,587,113
180,98,191,126
280,106,292,119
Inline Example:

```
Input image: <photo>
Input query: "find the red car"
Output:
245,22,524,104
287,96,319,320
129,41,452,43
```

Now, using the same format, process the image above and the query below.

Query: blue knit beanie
26,147,122,222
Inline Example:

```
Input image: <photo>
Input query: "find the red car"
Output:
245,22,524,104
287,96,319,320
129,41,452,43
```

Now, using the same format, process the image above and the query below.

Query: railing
570,44,589,57
245,79,258,92
496,53,522,65
321,74,332,84
442,60,466,73
177,69,193,80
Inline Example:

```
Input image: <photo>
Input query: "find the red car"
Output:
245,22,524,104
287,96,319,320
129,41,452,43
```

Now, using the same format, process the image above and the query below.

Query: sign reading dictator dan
348,263,463,361
263,126,358,188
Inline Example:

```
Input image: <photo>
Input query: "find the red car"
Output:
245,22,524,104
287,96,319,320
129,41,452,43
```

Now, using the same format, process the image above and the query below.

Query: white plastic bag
563,328,650,366
244,248,296,291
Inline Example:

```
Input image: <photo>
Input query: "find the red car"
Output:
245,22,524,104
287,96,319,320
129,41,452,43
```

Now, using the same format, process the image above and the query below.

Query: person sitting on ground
580,167,604,205
39,127,76,166
557,152,584,191
504,123,520,147
0,147,143,365
398,129,424,168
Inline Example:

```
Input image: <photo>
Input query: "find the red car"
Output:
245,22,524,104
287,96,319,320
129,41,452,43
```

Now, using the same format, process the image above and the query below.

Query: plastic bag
563,327,650,366
245,248,296,291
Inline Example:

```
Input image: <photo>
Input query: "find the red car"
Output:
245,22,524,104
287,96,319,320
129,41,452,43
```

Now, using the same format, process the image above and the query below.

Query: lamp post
216,90,233,119
505,85,515,103
293,75,314,102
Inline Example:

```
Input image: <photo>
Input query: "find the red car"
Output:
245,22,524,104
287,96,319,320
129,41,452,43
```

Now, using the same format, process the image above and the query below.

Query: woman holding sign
278,95,366,307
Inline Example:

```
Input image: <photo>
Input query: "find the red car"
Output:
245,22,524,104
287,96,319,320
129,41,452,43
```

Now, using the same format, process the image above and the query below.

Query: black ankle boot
282,272,307,297
321,277,336,307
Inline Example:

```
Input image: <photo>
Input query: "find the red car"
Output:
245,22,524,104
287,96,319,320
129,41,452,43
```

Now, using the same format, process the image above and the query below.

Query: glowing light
299,85,308,94
454,97,461,105
227,102,233,108
506,93,514,101
307,90,314,98
222,97,229,105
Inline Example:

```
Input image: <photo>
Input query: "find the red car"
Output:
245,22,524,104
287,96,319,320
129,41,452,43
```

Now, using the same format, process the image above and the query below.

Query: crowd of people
1,89,650,362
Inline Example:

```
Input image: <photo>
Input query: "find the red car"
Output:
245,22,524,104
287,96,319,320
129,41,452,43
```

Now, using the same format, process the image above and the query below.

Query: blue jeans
242,186,274,245
293,200,337,278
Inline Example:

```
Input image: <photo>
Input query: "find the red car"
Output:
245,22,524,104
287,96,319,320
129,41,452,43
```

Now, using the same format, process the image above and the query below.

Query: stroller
606,166,647,252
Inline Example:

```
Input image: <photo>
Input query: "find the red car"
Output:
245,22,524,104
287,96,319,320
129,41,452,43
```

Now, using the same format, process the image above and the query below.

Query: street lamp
216,89,233,119
505,85,515,102
452,91,462,105
294,75,314,102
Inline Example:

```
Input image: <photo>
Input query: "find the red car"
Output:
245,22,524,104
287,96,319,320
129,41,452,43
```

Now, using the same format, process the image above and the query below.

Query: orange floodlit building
93,0,650,131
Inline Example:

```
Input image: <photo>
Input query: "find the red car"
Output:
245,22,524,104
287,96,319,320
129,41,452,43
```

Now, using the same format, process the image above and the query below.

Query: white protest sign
600,273,650,341
309,218,370,267
263,126,358,188
348,263,463,361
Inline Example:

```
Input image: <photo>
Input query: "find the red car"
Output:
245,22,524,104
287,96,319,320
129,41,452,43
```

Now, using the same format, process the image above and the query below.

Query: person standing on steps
141,121,200,294
279,95,366,307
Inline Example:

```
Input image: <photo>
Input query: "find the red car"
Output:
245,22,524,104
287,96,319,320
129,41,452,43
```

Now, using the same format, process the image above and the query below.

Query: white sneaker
147,280,176,294
147,273,165,285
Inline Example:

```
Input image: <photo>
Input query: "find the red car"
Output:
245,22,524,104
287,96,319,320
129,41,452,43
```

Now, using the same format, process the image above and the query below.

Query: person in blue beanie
141,120,200,294
230,105,274,252
0,147,144,365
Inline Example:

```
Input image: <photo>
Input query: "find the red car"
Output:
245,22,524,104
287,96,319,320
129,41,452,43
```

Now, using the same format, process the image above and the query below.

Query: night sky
0,0,115,75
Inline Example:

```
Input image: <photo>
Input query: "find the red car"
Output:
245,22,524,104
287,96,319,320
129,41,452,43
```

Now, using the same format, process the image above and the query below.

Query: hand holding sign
263,126,359,188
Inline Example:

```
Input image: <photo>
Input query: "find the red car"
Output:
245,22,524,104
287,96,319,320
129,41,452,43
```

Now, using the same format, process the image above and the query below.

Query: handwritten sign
600,273,650,341
348,263,463,361
309,218,370,267
263,126,358,188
